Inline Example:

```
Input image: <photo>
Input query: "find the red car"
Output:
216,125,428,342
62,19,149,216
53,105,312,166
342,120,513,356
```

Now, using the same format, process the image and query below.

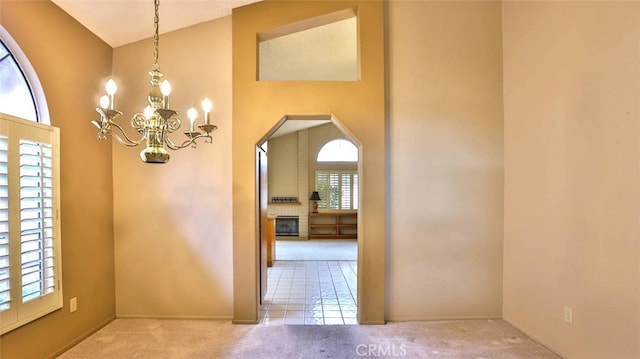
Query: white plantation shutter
352,174,358,210
0,113,61,335
340,174,351,210
316,172,329,208
0,135,10,312
329,173,339,209
315,170,358,211
20,140,55,303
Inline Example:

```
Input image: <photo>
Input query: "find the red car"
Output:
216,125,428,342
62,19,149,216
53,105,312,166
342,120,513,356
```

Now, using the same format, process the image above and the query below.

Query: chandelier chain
153,0,160,70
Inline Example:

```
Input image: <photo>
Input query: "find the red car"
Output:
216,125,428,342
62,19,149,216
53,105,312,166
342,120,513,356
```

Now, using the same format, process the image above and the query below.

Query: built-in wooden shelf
309,212,357,240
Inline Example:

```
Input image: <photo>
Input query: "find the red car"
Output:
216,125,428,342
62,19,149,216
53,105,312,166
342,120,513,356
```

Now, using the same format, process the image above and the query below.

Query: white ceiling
52,0,262,47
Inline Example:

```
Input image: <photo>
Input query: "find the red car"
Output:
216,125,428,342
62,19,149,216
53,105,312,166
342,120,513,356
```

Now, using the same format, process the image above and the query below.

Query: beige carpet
276,239,357,260
58,319,560,358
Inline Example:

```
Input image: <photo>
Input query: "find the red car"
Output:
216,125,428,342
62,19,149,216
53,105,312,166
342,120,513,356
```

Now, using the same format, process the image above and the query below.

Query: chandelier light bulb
143,106,154,119
201,98,212,125
105,79,117,95
160,80,172,96
99,95,110,109
187,107,198,121
201,98,212,112
187,107,197,132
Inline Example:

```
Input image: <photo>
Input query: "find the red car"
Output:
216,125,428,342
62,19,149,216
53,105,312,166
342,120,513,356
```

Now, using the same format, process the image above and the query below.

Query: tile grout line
261,260,358,325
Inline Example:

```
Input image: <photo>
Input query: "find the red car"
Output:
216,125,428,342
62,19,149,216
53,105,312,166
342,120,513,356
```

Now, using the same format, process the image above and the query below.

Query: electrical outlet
70,297,77,313
564,307,573,323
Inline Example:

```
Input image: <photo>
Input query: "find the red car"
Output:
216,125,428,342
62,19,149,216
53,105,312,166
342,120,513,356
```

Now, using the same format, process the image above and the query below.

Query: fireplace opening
275,216,299,236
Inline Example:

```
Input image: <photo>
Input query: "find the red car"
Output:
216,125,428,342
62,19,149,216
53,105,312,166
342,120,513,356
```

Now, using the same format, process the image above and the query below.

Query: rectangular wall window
0,113,61,335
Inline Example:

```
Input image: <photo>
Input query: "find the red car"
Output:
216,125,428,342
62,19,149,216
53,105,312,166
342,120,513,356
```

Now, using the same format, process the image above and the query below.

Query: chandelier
91,0,217,164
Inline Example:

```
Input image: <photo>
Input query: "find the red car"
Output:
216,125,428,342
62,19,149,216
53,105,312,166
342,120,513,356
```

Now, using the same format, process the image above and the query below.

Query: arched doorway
256,114,362,325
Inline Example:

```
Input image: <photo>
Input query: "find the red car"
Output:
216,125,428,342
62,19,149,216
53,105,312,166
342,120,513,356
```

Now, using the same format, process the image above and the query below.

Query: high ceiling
52,0,262,47
51,0,337,138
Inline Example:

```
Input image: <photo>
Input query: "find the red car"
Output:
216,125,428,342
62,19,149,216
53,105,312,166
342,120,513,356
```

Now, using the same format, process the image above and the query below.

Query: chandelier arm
164,132,212,150
108,121,147,147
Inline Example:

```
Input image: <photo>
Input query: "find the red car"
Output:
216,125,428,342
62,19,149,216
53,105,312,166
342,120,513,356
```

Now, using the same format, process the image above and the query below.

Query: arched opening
0,25,50,124
256,114,362,325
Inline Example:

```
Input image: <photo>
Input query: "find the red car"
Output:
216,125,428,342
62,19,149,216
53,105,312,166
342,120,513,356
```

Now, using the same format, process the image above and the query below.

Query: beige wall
111,17,233,318
233,0,386,323
386,0,504,320
0,1,115,358
502,2,640,358
268,132,299,198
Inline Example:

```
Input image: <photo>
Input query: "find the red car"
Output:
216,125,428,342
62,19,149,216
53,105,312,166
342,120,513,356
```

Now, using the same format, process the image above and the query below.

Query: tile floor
260,260,358,325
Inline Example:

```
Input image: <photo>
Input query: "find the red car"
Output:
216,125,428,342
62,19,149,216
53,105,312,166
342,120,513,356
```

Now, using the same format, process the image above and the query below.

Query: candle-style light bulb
99,95,110,109
187,107,197,132
160,80,171,109
201,98,212,125
105,79,117,95
160,80,172,96
105,79,117,110
143,105,154,119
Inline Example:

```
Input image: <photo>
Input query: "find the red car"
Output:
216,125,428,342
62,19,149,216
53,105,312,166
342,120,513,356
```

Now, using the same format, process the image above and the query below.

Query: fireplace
275,216,299,236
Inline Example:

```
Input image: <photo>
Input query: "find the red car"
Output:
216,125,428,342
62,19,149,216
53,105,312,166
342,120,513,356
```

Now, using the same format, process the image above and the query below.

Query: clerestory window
258,8,359,81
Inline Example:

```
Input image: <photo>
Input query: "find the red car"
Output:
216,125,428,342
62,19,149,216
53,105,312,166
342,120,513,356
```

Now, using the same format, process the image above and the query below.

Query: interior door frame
257,146,268,304
254,114,366,323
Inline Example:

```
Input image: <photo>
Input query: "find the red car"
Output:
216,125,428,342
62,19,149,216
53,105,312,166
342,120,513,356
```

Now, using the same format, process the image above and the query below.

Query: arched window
317,139,358,162
0,25,49,124
315,139,358,210
0,26,61,335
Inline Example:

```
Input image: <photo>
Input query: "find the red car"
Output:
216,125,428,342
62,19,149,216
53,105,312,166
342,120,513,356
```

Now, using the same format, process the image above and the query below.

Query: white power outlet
564,307,573,323
70,297,78,313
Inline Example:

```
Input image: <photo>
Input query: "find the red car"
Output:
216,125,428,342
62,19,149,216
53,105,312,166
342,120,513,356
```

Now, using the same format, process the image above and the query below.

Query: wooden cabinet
309,212,357,239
